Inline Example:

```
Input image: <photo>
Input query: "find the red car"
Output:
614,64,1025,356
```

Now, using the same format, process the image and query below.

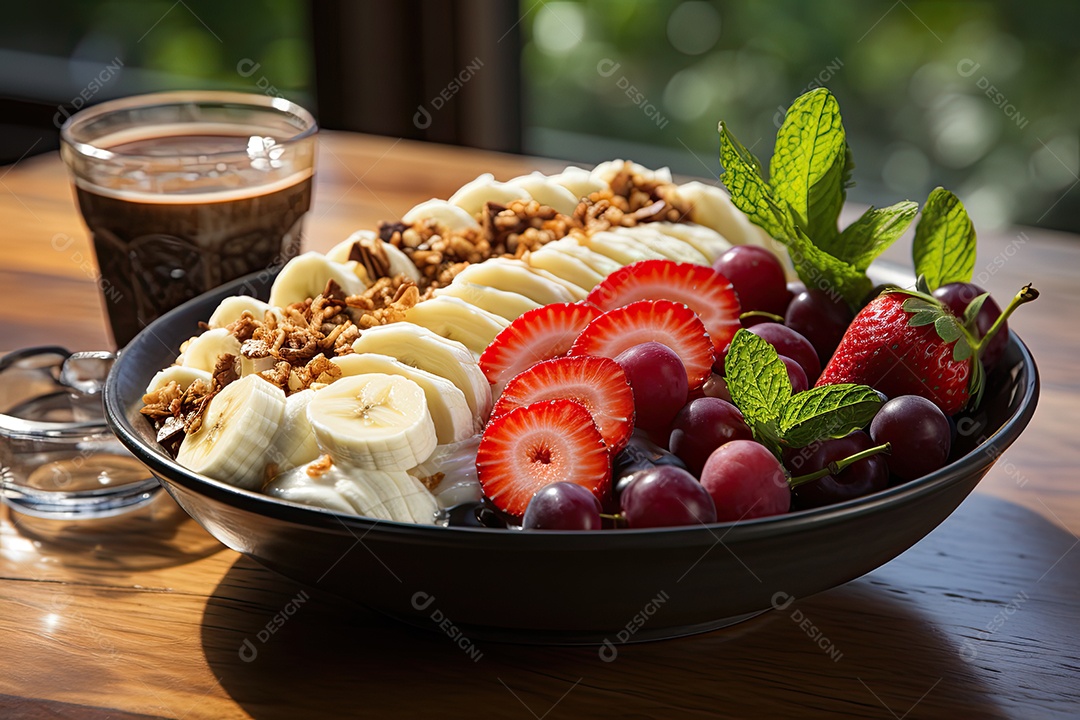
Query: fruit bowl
104,267,1039,643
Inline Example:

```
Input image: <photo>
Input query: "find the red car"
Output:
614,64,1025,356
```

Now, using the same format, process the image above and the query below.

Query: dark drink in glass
60,93,317,347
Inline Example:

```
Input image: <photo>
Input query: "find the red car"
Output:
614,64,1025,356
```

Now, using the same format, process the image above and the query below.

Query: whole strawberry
817,284,1037,415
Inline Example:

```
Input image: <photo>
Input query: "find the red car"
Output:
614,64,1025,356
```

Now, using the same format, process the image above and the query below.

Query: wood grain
0,133,1077,719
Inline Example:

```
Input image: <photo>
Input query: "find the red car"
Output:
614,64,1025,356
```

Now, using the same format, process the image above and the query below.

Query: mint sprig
718,88,933,311
724,329,883,452
724,328,790,450
769,89,851,247
912,187,977,291
778,384,883,448
826,201,919,271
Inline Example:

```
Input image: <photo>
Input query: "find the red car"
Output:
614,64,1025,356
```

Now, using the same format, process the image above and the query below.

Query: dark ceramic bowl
105,269,1039,644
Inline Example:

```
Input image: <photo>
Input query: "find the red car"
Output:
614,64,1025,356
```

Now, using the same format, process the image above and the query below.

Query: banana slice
448,173,530,216
616,225,710,265
592,160,672,185
176,375,287,489
672,181,780,252
404,296,510,357
266,459,438,524
266,389,321,473
542,237,623,276
208,296,277,329
435,281,541,322
403,199,480,232
180,328,241,373
504,172,580,215
582,230,667,265
351,323,492,420
239,354,278,378
452,258,585,305
326,231,422,282
646,221,732,263
269,252,368,308
547,165,607,200
145,365,212,394
332,353,476,443
306,373,437,472
409,436,482,508
525,245,606,291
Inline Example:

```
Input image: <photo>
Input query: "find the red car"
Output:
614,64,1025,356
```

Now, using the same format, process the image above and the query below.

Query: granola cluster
143,162,693,451
575,167,691,232
374,162,684,293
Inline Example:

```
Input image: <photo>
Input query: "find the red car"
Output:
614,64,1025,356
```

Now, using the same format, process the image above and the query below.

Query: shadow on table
200,494,1080,719
2,490,225,574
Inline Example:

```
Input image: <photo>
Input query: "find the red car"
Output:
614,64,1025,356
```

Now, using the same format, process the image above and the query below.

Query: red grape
784,289,854,365
747,322,821,382
784,431,888,509
870,395,951,481
933,282,1007,369
522,482,603,530
713,246,790,316
779,356,808,394
700,440,790,521
619,466,717,528
701,373,732,402
615,341,688,437
669,397,753,477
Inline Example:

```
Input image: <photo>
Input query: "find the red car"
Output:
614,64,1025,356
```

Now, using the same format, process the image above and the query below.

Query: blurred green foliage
522,0,1080,232
0,0,311,102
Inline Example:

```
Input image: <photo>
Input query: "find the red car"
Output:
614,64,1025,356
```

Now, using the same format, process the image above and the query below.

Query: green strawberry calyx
884,278,1039,408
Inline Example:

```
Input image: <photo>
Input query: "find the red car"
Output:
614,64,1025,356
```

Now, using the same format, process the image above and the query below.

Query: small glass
60,91,318,347
0,348,160,518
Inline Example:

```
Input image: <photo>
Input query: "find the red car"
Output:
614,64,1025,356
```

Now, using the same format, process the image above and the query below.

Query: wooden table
0,132,1077,719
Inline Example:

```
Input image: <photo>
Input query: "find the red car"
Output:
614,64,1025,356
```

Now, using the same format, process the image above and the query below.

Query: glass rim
59,90,318,164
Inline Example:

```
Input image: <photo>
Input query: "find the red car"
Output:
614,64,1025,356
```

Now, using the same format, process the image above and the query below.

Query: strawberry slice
570,300,715,389
586,259,741,353
491,355,635,453
479,302,603,397
477,399,611,517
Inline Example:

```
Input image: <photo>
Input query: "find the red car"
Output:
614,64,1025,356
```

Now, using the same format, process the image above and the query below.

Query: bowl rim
105,271,1041,547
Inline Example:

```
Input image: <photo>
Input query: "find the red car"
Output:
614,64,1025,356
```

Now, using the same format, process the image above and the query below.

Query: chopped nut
306,454,334,478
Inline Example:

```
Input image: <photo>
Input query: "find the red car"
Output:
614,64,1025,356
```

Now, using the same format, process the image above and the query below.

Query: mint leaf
778,384,883,448
786,227,873,309
770,88,849,245
913,187,977,290
719,122,790,239
962,292,990,329
723,329,791,429
827,201,919,271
